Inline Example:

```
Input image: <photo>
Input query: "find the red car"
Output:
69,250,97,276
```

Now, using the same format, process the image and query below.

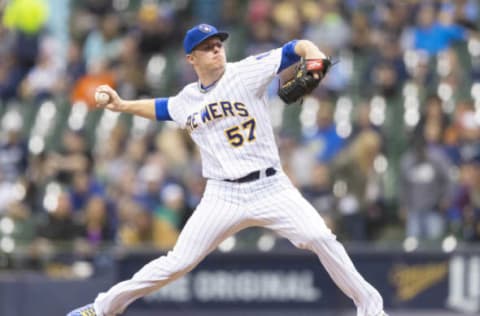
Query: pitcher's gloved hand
278,57,332,104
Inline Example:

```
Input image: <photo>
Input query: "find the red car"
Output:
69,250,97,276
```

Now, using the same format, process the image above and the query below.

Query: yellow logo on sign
390,262,448,301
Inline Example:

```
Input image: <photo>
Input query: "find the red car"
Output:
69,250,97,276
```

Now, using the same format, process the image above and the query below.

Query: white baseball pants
93,171,383,316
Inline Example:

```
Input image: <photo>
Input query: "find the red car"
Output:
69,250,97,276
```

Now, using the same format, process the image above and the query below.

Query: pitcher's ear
186,53,195,65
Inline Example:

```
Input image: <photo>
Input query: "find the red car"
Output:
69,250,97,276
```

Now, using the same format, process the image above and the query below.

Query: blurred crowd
1,0,480,268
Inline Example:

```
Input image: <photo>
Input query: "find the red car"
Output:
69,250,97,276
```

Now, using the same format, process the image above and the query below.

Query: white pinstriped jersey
167,48,284,180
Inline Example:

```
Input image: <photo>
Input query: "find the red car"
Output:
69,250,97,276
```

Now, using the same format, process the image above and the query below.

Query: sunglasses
195,41,223,52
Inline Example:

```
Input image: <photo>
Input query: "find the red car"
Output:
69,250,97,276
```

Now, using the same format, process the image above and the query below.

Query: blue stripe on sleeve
278,40,301,73
154,98,172,121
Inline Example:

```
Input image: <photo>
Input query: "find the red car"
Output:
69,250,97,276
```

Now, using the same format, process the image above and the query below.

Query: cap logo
198,24,212,33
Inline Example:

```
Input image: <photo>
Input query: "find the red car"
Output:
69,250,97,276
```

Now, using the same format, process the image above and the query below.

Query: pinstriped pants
94,171,383,316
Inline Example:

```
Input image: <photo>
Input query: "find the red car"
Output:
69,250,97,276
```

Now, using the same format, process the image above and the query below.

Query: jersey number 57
224,118,256,148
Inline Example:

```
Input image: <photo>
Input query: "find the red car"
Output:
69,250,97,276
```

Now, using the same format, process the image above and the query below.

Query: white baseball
95,91,110,105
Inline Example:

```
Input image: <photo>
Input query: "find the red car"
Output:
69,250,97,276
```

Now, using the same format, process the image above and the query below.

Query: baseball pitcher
68,23,387,316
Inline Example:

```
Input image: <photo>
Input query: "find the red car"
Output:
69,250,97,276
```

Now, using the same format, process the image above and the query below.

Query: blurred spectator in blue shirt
69,171,105,212
412,4,467,56
305,100,346,163
0,128,28,182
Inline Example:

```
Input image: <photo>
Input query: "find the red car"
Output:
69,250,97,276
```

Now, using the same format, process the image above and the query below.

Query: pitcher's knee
295,230,336,251
133,251,198,281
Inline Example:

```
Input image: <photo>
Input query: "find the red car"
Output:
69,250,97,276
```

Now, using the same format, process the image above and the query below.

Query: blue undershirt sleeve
154,98,172,121
278,40,301,73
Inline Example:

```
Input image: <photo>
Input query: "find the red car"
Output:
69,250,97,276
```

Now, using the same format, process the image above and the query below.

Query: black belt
224,167,276,183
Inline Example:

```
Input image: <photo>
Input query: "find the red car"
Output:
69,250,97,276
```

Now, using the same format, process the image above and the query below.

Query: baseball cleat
67,303,96,316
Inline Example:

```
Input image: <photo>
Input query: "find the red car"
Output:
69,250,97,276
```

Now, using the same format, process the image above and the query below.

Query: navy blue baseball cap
183,23,229,54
